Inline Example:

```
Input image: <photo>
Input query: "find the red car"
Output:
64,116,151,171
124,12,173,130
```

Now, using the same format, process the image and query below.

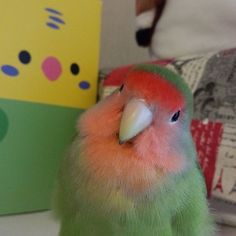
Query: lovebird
54,64,214,236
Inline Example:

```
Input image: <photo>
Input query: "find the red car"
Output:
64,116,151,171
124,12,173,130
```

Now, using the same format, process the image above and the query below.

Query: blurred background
0,0,236,235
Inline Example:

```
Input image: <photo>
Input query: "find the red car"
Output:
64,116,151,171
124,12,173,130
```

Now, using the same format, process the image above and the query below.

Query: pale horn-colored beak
119,98,153,144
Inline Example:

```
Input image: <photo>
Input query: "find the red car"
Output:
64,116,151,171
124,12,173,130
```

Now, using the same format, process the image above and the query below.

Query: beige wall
100,0,149,68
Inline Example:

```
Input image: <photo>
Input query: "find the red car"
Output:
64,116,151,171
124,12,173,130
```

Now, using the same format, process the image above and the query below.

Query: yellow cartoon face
0,1,101,109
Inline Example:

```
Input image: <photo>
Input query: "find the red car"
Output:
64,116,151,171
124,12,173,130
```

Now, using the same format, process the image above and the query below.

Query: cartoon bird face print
0,1,100,109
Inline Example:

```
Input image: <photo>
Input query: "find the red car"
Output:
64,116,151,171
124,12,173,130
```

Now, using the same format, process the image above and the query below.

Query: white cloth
137,0,236,59
136,9,155,29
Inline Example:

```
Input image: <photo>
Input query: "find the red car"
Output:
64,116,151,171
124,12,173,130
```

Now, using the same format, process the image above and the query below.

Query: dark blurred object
135,0,167,47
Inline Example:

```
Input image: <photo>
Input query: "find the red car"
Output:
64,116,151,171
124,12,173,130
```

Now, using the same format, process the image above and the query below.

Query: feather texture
54,65,214,235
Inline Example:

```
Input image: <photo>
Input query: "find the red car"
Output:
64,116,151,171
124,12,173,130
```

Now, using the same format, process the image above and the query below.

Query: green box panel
0,99,83,215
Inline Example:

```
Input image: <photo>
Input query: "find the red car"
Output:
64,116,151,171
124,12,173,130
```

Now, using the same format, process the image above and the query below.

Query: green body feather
55,165,214,235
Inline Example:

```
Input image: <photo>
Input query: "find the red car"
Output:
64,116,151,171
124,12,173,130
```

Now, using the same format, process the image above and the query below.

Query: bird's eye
119,84,124,92
171,110,180,122
19,50,31,64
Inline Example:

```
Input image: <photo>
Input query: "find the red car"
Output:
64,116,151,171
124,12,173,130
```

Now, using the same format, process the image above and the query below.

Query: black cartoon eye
119,84,124,92
70,63,80,75
171,110,180,122
19,50,31,64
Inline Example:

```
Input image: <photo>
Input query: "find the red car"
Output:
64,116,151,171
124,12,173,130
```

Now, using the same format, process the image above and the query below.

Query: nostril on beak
42,56,62,81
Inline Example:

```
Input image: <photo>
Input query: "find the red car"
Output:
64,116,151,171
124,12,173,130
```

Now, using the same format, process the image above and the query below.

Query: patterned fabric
98,48,236,226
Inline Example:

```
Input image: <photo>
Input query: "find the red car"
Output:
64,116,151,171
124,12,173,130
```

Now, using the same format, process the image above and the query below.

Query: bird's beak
119,98,153,144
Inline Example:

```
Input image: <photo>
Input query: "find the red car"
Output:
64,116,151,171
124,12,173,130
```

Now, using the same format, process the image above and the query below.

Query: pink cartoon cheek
42,57,62,81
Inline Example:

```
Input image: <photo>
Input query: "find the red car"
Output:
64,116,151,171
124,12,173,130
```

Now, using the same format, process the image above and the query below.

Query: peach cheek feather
81,136,165,198
78,92,125,138
77,90,185,198
78,109,165,197
134,125,187,173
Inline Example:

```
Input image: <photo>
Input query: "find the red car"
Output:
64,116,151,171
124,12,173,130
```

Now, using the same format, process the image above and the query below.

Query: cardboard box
0,0,101,215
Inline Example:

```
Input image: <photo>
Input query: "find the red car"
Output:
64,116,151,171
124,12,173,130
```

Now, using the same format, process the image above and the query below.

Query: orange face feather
77,69,191,199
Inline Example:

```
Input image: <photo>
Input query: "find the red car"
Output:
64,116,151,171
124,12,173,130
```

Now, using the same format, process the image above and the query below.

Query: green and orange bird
54,64,214,236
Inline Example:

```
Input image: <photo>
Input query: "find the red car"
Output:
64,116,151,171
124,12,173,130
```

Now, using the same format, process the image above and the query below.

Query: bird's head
118,65,193,144
78,64,194,174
